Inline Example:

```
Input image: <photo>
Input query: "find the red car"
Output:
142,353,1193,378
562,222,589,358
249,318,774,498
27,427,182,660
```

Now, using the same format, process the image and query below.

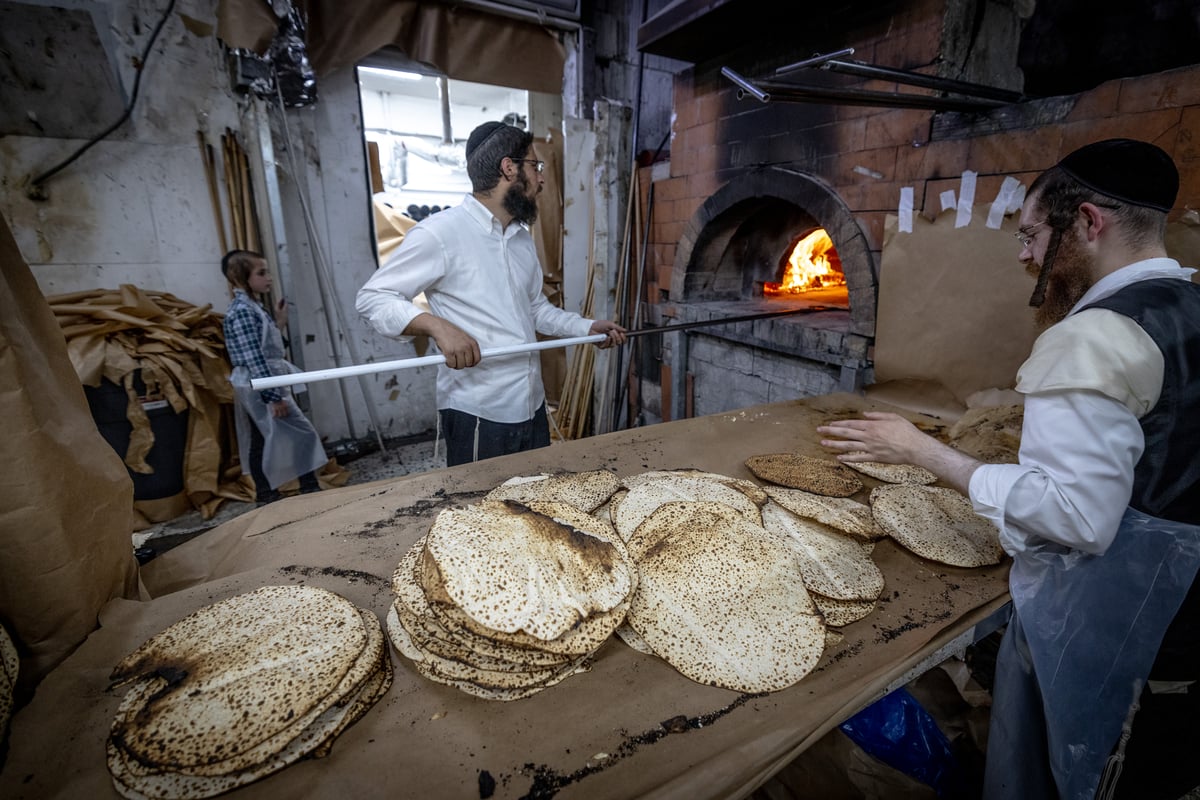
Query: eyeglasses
516,159,545,173
1014,220,1046,250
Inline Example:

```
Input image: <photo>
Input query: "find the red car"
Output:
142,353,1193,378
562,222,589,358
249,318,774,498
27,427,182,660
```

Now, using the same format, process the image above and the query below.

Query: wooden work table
1,393,1011,800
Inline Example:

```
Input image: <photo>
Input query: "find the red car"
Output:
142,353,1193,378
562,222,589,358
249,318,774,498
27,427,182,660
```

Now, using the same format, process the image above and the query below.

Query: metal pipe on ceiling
773,48,857,77
437,77,452,144
752,81,1005,112
816,60,1025,104
731,48,1025,111
721,67,770,103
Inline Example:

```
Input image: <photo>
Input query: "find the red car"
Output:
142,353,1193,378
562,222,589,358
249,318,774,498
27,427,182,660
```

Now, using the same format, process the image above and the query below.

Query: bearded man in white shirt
818,139,1200,800
356,122,625,466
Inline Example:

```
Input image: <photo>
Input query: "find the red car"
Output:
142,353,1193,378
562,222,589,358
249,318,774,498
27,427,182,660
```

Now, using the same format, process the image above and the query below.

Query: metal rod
821,59,1024,103
252,305,841,391
721,67,770,103
626,305,837,338
773,48,856,78
252,334,609,390
437,77,452,144
754,82,1004,112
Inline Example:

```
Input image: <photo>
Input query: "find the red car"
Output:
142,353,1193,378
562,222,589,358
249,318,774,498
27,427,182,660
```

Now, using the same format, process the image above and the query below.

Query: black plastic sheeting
232,4,317,108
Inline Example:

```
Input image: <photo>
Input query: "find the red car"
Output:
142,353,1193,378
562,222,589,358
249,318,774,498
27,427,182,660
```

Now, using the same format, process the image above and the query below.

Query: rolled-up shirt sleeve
529,284,594,339
356,226,445,339
969,390,1143,556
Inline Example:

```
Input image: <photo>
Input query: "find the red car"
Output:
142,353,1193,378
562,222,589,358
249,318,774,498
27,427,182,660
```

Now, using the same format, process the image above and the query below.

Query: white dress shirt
969,258,1195,555
356,194,594,423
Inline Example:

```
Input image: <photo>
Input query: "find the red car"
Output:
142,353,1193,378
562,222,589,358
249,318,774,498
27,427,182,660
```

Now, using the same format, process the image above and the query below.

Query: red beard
1029,229,1096,331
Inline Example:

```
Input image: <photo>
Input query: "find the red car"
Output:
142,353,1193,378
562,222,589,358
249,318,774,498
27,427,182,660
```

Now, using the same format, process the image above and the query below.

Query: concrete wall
268,65,439,443
1,1,649,445
0,0,408,442
1,0,245,313
579,0,683,157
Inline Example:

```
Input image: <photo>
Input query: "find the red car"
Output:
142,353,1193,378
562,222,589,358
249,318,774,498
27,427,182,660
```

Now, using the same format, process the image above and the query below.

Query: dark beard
1029,230,1095,330
502,172,539,224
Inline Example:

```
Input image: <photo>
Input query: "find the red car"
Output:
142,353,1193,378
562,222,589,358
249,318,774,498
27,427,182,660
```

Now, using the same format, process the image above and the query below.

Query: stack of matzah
387,475,636,700
106,586,391,799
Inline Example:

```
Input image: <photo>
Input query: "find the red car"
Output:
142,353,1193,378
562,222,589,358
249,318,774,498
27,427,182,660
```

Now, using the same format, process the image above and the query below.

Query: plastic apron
229,301,327,490
983,507,1200,800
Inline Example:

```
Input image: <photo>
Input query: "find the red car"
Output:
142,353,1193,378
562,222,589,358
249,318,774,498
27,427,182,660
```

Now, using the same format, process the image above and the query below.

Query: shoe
255,490,283,507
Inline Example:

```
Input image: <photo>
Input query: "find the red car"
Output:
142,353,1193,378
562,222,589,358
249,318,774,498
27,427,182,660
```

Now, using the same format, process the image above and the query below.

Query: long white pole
252,334,608,391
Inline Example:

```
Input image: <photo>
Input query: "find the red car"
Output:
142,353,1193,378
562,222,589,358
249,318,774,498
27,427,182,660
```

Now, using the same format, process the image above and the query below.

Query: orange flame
764,229,845,295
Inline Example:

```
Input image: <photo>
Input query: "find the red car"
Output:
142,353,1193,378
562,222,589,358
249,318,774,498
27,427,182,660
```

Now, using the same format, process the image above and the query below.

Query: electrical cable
29,0,178,189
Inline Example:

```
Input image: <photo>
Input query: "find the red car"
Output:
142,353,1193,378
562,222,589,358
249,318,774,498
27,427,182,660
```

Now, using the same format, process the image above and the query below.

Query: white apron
229,300,327,490
983,507,1200,800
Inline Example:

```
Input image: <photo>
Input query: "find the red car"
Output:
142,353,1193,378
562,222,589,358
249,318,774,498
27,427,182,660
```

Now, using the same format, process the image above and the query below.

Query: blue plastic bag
839,687,966,798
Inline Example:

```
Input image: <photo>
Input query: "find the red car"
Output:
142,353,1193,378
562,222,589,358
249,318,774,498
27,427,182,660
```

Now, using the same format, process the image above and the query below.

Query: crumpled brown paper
0,216,138,696
47,285,349,527
47,285,253,523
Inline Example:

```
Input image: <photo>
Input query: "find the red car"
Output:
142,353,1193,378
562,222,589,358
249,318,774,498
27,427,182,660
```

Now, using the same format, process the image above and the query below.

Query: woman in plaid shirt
222,250,326,505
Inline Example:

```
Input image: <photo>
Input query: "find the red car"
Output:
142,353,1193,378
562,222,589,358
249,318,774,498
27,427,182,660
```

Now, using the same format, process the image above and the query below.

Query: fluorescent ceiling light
359,66,423,81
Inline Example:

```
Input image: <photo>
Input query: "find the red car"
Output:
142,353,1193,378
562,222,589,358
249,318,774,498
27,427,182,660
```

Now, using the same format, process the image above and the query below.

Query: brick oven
627,0,1200,426
657,166,876,419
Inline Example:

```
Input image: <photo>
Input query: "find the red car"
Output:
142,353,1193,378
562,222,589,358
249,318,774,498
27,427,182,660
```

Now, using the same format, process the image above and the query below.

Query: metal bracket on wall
722,48,1026,112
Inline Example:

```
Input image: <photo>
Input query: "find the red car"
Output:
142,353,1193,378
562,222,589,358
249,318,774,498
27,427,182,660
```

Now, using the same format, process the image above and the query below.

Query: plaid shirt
223,290,283,403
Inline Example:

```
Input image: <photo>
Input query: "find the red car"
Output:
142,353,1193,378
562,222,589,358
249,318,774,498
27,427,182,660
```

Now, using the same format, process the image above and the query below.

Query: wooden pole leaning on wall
221,130,244,250
198,131,228,255
217,128,263,255
238,147,260,253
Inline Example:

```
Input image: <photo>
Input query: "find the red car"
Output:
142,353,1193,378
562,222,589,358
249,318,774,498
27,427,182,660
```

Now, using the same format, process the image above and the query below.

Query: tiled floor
134,435,444,558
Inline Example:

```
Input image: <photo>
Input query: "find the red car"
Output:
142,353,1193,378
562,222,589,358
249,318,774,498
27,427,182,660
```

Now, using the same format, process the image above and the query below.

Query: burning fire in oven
764,228,845,296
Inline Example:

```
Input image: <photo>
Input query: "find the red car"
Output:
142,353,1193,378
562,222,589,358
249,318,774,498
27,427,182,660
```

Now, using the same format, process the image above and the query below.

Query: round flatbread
0,623,15,749
386,605,583,689
392,539,575,668
843,461,938,485
108,640,391,799
107,587,390,798
483,470,621,513
420,548,631,657
763,486,885,541
613,476,762,544
627,502,825,693
622,470,769,507
760,503,885,601
812,594,877,627
109,586,369,771
870,484,1004,567
424,500,634,642
744,454,863,497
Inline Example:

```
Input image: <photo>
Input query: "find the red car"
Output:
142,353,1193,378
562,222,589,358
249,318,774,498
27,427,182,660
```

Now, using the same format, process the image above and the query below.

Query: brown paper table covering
1,393,1010,800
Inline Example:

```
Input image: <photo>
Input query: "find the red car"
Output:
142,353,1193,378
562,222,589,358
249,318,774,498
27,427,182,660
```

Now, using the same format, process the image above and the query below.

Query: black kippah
1056,138,1178,212
465,121,505,161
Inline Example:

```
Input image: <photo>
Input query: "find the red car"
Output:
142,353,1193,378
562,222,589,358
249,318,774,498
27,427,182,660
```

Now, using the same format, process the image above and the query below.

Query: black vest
1085,276,1200,678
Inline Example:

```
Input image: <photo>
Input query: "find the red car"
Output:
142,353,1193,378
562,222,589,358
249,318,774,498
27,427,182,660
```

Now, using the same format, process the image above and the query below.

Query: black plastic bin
83,372,189,501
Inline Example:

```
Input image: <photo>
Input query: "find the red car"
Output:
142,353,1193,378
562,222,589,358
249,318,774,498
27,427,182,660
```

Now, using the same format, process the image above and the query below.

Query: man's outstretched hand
817,411,983,495
590,320,627,348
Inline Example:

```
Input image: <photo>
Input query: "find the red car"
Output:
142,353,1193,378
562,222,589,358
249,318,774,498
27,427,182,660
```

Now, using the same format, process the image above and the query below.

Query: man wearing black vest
818,139,1200,799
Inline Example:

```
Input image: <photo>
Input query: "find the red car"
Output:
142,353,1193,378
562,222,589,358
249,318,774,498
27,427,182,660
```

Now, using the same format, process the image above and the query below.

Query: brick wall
631,2,1200,422
643,44,1200,310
